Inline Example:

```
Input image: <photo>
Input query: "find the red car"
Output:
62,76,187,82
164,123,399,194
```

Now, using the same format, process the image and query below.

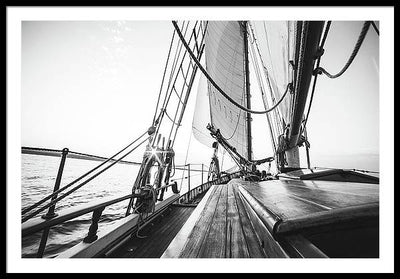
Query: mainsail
193,21,249,160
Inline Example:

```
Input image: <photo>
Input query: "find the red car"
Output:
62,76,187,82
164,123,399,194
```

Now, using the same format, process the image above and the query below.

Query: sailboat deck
162,178,379,258
162,182,266,258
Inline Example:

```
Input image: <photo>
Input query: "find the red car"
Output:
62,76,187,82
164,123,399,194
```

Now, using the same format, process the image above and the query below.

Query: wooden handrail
22,194,134,237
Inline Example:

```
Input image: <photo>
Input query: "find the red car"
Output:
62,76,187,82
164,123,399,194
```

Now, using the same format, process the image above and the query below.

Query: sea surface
21,153,202,258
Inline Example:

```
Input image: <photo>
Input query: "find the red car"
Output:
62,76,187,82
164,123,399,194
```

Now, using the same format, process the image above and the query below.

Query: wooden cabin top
162,177,379,258
278,168,379,184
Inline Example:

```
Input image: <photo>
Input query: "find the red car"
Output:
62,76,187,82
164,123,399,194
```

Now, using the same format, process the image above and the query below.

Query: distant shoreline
21,147,141,165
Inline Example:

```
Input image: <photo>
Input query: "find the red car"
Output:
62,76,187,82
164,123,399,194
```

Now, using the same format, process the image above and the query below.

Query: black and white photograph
6,6,394,273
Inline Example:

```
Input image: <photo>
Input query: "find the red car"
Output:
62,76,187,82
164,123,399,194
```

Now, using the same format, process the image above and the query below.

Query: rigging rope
152,29,176,125
313,21,371,79
302,21,332,130
153,21,190,143
248,25,278,154
171,22,208,148
248,22,284,143
172,21,293,115
262,22,279,97
163,108,182,126
371,21,379,36
220,112,243,141
179,126,193,193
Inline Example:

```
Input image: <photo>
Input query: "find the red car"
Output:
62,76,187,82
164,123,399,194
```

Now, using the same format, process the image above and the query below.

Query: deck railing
177,171,241,205
21,148,238,258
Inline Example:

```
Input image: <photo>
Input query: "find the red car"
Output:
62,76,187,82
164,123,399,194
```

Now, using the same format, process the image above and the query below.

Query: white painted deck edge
161,184,219,258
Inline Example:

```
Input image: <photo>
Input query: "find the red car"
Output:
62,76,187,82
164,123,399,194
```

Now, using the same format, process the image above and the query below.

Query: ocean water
21,153,202,258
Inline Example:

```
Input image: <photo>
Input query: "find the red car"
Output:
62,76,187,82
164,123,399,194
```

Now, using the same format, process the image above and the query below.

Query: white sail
251,21,296,126
192,74,214,147
202,21,248,159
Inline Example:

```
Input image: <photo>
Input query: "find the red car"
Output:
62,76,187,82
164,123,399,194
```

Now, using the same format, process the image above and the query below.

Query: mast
284,21,324,170
243,21,252,162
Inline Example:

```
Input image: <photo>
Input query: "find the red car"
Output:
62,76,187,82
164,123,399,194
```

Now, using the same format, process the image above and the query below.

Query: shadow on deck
108,205,195,258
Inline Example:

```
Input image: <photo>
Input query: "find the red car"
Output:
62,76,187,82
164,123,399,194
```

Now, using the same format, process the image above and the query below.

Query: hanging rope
220,112,243,141
163,108,181,126
172,20,293,115
313,21,371,79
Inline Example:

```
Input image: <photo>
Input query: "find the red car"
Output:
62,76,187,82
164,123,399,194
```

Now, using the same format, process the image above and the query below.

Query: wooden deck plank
197,184,228,257
179,185,224,257
161,184,220,258
160,178,378,258
232,184,266,258
225,183,250,258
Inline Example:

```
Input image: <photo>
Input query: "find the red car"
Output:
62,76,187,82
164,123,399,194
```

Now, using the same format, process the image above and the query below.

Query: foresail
192,74,214,148
204,21,248,159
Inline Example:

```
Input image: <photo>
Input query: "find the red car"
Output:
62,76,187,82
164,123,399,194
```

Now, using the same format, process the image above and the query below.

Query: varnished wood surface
278,168,379,184
233,178,379,221
163,177,378,258
108,205,195,258
163,183,267,258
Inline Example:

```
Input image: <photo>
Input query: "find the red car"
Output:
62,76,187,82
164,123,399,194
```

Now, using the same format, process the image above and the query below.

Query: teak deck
162,178,379,258
162,182,266,258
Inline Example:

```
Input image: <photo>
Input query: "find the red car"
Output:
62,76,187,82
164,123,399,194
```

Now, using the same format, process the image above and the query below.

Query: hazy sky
21,19,379,171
